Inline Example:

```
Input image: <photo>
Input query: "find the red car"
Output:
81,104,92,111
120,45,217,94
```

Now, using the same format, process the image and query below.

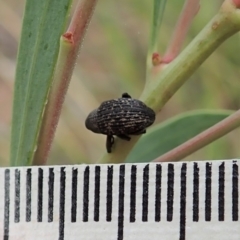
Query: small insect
85,93,155,153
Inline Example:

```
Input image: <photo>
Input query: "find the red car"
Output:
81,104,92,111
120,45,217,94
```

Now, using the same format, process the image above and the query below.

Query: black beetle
85,93,155,153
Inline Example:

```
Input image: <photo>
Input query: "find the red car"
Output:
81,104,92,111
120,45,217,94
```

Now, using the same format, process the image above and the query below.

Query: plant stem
147,0,167,65
153,109,240,162
33,0,98,165
98,0,240,164
145,0,167,80
141,0,240,111
163,0,200,63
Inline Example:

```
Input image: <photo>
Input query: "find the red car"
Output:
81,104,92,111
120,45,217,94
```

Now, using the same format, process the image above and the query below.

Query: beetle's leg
106,135,114,153
122,93,131,98
132,129,146,135
117,134,131,141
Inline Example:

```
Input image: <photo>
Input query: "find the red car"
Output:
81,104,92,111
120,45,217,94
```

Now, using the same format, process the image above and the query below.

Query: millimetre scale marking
218,163,225,221
38,168,43,222
71,168,78,222
94,166,101,222
48,168,54,222
117,165,125,240
106,166,113,222
130,165,137,222
83,166,90,222
232,161,239,221
179,163,187,240
26,169,32,222
193,163,199,222
142,164,149,222
59,167,66,240
155,164,162,222
4,169,10,240
167,164,174,221
205,163,212,221
14,169,20,223
1,160,240,240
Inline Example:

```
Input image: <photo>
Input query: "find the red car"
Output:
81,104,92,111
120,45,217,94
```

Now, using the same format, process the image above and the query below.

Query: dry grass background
0,0,239,166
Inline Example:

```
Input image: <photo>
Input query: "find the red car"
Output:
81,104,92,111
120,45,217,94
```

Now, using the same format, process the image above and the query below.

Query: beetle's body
85,93,155,153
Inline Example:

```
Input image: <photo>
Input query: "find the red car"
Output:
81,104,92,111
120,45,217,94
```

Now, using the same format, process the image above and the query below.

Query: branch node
62,32,74,44
152,52,162,66
232,0,240,8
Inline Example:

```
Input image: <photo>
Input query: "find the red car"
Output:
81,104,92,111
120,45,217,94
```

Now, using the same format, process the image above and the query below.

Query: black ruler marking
193,163,199,222
142,164,149,222
83,166,90,222
130,165,137,222
155,164,162,222
106,166,113,222
232,161,239,221
59,167,66,240
48,168,54,222
14,169,20,223
1,161,240,239
26,169,32,222
118,165,125,240
179,163,187,240
4,169,10,240
71,168,78,222
205,162,212,221
37,168,43,222
167,164,174,221
218,162,225,221
94,166,101,222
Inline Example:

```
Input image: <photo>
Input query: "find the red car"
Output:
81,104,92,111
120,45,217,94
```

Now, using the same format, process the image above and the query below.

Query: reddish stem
153,109,240,163
162,0,200,63
232,0,240,8
33,0,98,165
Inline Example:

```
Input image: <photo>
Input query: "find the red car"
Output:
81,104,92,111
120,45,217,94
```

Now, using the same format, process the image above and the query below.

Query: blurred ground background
0,0,239,166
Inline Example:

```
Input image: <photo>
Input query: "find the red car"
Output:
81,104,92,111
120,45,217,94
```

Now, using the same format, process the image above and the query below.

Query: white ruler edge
0,159,239,240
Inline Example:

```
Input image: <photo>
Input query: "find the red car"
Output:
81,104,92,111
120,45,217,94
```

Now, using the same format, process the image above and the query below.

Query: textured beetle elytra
85,93,155,153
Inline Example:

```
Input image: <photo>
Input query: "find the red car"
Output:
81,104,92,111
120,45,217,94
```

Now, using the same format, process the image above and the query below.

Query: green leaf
10,0,72,166
149,0,167,54
125,110,233,163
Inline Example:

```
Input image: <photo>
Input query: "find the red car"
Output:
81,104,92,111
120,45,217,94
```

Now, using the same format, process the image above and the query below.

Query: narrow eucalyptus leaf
125,110,232,163
11,0,72,166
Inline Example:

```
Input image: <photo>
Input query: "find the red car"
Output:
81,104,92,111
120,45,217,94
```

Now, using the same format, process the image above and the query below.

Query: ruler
0,160,239,240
